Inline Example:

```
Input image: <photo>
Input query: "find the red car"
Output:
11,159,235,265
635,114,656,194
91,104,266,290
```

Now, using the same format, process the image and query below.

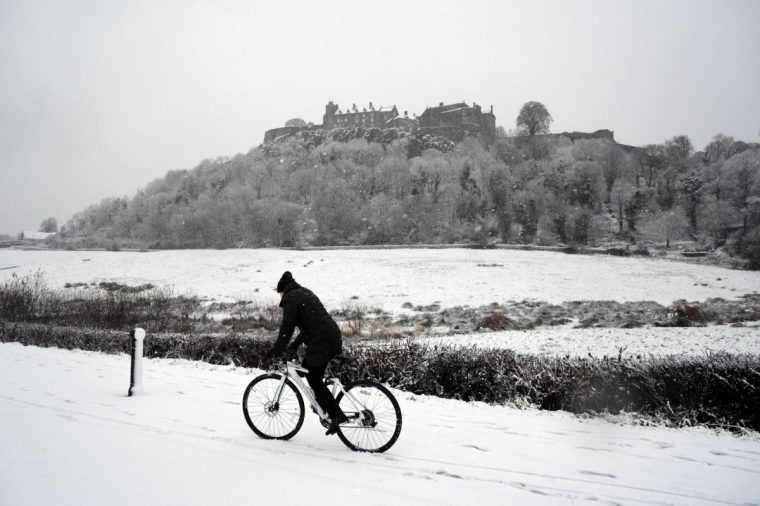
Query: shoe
325,413,349,436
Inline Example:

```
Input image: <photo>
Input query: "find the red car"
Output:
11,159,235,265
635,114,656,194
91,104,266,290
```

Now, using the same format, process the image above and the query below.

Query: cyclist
265,271,348,435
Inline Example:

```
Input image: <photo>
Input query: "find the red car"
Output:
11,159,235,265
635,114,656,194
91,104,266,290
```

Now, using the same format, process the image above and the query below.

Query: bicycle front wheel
335,380,402,453
242,373,304,440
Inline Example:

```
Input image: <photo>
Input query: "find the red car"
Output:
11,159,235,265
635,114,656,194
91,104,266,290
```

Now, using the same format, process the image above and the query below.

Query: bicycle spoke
336,382,401,452
243,376,304,440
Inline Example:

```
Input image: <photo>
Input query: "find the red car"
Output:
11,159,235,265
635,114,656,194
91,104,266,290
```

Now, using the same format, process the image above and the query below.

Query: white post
128,328,146,396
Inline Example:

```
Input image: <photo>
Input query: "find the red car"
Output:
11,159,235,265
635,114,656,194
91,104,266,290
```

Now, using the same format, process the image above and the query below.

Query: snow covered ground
1,248,759,312
420,324,760,357
2,343,759,506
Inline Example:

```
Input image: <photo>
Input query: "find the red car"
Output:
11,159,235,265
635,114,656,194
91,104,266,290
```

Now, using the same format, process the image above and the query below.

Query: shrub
0,273,208,333
669,303,708,325
4,322,759,432
478,312,512,330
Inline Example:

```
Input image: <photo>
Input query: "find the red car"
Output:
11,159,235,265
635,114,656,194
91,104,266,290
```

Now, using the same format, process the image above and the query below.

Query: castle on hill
263,100,497,145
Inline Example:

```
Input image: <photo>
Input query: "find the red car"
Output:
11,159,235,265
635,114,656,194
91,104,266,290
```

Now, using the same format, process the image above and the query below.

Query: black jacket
271,281,342,366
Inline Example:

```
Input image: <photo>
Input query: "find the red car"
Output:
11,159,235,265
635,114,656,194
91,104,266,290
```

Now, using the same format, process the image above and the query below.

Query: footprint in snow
463,444,488,452
580,470,617,479
435,470,462,479
403,471,432,480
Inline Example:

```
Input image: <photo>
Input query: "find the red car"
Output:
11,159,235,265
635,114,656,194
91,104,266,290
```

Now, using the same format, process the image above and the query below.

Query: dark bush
4,322,759,432
478,313,512,330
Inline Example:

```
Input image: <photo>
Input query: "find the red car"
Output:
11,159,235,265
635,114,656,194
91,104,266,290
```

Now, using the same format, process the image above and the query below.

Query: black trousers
305,362,343,419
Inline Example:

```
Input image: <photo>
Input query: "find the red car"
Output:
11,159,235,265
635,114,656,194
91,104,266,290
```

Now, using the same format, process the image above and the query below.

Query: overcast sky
1,0,759,235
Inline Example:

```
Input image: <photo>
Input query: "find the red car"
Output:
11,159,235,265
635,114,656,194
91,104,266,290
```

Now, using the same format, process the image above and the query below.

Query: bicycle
242,359,402,453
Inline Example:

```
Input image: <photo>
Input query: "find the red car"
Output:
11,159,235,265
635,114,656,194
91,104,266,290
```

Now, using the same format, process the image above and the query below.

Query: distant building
263,99,497,146
263,124,320,143
417,102,496,145
22,231,56,241
323,101,400,130
386,110,418,131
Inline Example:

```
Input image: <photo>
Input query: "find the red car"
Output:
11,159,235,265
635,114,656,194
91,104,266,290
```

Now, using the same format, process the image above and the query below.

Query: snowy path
1,343,759,506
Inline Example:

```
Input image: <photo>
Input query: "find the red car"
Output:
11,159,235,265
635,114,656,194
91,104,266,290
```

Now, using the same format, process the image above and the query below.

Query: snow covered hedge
2,322,758,432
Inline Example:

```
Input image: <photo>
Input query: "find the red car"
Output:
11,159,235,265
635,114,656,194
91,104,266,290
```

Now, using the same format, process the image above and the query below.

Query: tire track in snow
0,393,750,506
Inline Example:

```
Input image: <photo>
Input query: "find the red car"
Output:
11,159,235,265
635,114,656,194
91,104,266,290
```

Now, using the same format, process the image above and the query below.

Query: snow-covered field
1,248,759,311
2,342,759,506
423,323,760,357
3,248,759,357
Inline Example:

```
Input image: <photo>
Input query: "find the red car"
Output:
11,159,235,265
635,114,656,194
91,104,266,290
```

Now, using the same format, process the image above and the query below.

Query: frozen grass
0,272,282,334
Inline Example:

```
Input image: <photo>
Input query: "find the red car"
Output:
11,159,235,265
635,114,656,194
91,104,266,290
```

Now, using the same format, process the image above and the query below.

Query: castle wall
264,124,322,143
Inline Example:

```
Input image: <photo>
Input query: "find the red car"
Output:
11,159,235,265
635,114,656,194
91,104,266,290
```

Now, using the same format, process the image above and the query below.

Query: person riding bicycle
265,271,349,436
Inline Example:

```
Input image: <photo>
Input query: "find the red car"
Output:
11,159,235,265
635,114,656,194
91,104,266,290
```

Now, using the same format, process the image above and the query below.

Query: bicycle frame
272,360,365,423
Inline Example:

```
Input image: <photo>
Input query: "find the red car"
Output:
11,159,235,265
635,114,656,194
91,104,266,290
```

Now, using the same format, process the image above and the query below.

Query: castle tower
324,101,339,129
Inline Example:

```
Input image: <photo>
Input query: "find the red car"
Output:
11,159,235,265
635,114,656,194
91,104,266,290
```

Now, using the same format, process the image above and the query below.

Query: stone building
417,102,496,145
263,100,497,145
323,101,401,130
385,110,418,130
263,124,320,143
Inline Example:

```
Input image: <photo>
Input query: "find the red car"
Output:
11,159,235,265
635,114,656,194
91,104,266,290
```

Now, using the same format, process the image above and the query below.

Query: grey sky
1,0,759,235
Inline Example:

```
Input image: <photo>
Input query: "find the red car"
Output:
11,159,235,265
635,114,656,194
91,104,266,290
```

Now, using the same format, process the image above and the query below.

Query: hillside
55,130,760,267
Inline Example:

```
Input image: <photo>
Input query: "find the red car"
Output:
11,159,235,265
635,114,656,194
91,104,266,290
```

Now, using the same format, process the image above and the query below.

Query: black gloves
283,343,300,361
262,349,278,368
262,344,299,369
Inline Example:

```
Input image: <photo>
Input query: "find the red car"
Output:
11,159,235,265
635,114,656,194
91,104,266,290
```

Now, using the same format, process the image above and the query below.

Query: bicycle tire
335,380,402,453
242,373,304,440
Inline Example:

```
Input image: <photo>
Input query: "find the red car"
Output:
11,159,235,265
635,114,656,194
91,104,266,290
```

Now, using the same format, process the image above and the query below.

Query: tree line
57,107,760,268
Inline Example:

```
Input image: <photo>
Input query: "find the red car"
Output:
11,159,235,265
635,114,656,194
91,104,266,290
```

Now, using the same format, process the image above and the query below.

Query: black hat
276,271,294,293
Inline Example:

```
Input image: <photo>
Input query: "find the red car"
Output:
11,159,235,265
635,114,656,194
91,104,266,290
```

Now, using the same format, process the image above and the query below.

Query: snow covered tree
39,217,58,233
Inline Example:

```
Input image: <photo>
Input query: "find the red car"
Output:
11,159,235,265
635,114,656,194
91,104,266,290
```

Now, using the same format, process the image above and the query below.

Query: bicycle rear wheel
335,380,402,453
242,373,304,440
